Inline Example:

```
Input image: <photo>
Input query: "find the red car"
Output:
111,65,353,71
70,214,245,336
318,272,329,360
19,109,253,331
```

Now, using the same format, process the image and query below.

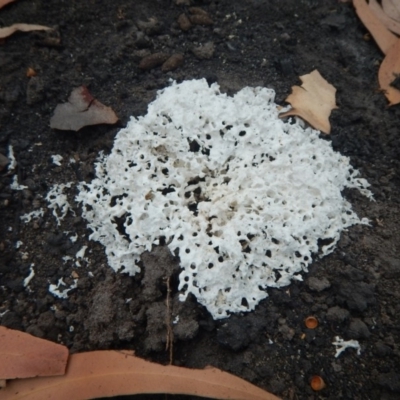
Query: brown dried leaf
369,0,400,35
50,86,119,131
279,70,337,134
0,0,16,10
381,0,400,23
353,0,397,54
378,38,400,104
0,350,280,400
0,23,51,39
0,326,68,379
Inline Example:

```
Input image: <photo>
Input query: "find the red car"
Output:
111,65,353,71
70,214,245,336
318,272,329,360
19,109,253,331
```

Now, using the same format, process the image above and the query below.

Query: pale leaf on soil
0,0,16,10
353,0,400,104
279,70,337,134
381,0,400,23
369,0,400,35
353,0,397,54
0,23,51,39
50,86,119,131
0,326,68,380
378,38,400,104
0,350,280,400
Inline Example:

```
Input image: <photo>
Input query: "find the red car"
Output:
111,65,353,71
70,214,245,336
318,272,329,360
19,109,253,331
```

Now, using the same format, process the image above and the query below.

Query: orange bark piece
0,326,68,379
0,0,16,9
353,0,397,55
0,350,281,400
279,70,337,134
378,38,400,105
0,23,52,39
369,0,400,35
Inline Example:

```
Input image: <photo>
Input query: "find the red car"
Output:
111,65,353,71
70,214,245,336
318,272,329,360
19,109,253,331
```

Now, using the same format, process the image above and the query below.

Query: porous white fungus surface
76,79,372,319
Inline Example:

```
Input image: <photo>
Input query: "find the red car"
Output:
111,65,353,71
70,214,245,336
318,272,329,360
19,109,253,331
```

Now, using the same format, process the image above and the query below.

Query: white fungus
332,336,361,358
76,79,372,319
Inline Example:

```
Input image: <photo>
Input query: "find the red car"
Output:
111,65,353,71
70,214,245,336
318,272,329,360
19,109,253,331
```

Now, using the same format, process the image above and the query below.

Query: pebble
307,277,331,292
139,53,170,70
189,14,214,25
161,53,184,72
347,318,371,339
192,42,215,59
26,77,44,105
0,153,9,172
136,17,163,36
326,306,350,322
177,13,192,31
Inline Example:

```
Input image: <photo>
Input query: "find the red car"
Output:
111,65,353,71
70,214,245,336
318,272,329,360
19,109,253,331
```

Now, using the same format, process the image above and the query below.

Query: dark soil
1,0,400,399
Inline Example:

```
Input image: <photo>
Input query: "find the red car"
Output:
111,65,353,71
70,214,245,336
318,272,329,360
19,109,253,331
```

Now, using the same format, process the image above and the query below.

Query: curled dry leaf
50,86,119,131
353,0,397,54
0,0,16,9
368,0,400,35
0,326,68,379
279,70,337,134
378,38,400,105
353,0,400,104
381,0,400,23
0,23,51,39
1,350,280,400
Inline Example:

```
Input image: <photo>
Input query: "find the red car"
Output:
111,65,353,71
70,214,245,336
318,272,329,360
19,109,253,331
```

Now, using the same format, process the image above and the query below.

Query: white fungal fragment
8,145,17,171
48,278,78,299
20,208,44,223
332,336,361,358
46,182,73,225
23,264,35,287
76,79,372,319
10,175,28,191
51,154,63,166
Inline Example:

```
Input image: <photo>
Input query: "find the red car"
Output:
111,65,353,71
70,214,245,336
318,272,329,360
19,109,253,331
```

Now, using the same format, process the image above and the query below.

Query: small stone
139,53,169,70
326,306,350,322
377,371,400,393
188,8,213,25
26,77,44,105
188,7,209,16
177,13,192,31
192,42,215,60
136,17,163,36
174,0,192,5
0,153,9,172
374,341,393,357
347,318,371,339
161,54,184,72
307,277,331,292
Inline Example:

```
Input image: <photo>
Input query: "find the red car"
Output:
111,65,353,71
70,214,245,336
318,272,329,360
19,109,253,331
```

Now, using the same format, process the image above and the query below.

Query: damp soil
1,1,400,399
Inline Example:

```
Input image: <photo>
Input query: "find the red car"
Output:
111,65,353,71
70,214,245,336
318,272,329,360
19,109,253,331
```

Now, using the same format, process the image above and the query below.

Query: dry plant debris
354,0,400,104
279,70,337,134
0,0,16,9
1,350,281,400
50,86,119,131
0,326,68,380
0,23,52,39
369,0,400,35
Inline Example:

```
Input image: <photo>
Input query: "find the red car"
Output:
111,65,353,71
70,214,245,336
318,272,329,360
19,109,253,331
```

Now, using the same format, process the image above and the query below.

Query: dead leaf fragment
1,350,280,400
353,0,397,54
0,0,16,9
0,23,52,40
378,38,400,105
368,0,400,35
0,326,68,379
353,0,400,104
50,86,119,131
279,70,337,134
